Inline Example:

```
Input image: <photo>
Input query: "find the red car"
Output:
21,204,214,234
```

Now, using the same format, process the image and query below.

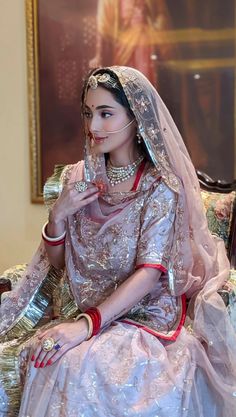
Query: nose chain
106,155,144,186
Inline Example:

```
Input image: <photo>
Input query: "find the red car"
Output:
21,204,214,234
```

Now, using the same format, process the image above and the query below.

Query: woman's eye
101,111,112,118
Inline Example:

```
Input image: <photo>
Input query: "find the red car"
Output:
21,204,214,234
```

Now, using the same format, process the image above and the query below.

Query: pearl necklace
106,155,144,186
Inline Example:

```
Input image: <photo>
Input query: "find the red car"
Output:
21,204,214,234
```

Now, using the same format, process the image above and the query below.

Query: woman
0,66,236,417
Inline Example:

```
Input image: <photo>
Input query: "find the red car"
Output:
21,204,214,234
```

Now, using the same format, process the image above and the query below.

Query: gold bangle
75,313,93,340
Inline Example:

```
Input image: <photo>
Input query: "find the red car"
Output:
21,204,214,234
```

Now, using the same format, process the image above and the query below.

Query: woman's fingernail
34,361,40,368
40,362,44,368
46,359,52,366
31,355,35,361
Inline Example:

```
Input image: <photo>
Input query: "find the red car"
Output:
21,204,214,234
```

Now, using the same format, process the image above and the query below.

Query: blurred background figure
89,0,175,86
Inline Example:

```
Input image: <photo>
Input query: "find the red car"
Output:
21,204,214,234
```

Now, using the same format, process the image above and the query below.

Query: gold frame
26,0,236,203
26,0,42,203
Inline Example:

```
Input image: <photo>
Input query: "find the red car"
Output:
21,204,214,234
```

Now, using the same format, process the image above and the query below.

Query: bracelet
42,222,66,244
42,237,66,247
85,307,101,337
75,313,93,340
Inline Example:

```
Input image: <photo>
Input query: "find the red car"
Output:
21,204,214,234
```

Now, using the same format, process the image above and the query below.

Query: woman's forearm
98,267,161,327
44,214,66,270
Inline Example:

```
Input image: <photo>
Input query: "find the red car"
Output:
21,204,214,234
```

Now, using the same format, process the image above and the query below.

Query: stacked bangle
75,307,101,340
75,313,93,340
42,222,66,246
85,307,101,337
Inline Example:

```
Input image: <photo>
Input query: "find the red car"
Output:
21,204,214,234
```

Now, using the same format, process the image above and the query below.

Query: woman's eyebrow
85,104,116,110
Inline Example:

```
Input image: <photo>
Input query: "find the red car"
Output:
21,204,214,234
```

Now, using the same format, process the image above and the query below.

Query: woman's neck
108,147,141,167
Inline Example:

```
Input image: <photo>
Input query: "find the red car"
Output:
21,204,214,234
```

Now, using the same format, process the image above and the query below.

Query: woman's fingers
44,344,69,366
31,334,64,368
78,192,100,207
73,185,98,200
50,183,99,221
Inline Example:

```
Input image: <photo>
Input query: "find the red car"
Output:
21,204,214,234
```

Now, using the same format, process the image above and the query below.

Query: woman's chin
92,143,111,155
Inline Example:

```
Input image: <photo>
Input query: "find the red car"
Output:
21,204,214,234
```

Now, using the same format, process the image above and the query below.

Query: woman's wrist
48,208,65,226
74,317,92,342
74,308,102,340
42,222,66,246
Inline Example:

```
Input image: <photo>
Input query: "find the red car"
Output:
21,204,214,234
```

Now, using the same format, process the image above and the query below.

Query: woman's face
84,86,137,156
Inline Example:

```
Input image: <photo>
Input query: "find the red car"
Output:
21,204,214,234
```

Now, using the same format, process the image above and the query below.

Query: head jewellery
88,119,135,137
88,73,118,90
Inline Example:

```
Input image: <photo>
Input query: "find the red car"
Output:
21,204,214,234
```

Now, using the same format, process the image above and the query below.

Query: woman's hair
81,68,150,160
81,68,134,119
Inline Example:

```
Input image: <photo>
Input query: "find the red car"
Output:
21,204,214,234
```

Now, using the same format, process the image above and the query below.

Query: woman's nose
89,115,101,132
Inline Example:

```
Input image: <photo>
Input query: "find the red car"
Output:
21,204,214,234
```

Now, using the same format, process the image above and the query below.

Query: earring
88,131,94,141
137,132,142,144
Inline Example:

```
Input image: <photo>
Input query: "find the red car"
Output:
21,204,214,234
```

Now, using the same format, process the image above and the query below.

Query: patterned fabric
201,190,235,249
228,269,236,331
0,264,27,288
65,162,184,340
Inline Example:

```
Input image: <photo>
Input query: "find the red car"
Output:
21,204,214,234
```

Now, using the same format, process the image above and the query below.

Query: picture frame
26,0,236,203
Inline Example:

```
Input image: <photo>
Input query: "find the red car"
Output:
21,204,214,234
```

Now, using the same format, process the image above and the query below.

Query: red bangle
85,307,101,337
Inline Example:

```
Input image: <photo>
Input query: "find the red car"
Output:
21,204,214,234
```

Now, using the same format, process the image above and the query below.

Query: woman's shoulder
60,160,85,185
142,161,175,198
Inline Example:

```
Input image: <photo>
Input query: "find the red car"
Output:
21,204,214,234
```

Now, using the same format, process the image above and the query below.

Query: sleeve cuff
136,263,167,273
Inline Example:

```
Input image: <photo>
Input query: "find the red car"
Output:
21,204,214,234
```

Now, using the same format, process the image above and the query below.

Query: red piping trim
121,294,186,342
136,263,167,273
131,159,146,191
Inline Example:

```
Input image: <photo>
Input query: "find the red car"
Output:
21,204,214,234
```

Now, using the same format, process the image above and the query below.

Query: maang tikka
88,73,118,90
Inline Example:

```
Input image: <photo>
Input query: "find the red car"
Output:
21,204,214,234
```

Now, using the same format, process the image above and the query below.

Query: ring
42,337,55,352
74,181,88,193
54,343,61,351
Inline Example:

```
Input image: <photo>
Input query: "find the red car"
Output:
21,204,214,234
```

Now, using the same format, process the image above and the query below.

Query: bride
0,66,235,417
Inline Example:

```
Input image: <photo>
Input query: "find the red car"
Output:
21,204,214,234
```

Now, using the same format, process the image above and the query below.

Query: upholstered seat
197,170,236,267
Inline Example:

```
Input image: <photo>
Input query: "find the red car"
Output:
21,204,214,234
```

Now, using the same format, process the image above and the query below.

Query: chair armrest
0,264,27,304
0,278,12,303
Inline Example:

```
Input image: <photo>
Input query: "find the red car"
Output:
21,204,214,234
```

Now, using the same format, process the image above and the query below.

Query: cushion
200,190,235,249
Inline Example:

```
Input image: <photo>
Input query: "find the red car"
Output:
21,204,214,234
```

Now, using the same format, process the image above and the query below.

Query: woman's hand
50,182,99,224
31,319,89,368
44,182,99,269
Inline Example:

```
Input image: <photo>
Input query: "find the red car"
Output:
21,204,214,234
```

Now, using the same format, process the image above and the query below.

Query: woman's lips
94,136,108,143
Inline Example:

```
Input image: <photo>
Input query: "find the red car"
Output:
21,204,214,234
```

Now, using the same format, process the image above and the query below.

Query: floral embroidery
135,95,150,114
201,190,235,249
147,123,160,139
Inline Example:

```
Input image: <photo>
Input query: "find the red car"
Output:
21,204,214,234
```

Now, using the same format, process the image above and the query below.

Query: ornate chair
196,171,236,320
0,169,236,327
197,171,236,269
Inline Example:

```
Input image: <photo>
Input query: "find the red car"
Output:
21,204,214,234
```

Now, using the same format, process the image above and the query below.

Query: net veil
82,67,236,400
83,66,229,297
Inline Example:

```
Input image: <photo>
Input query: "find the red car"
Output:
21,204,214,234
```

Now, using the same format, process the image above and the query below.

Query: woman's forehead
85,86,118,108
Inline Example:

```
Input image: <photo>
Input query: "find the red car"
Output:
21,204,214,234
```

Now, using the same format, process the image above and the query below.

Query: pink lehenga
0,66,236,417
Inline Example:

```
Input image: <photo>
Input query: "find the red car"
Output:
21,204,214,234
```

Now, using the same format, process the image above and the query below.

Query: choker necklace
106,155,144,186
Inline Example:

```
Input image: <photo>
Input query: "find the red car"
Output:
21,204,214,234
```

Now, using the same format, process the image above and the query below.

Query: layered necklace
106,154,144,186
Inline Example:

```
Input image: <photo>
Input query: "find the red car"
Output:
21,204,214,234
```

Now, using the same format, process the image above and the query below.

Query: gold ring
74,181,88,193
42,337,55,352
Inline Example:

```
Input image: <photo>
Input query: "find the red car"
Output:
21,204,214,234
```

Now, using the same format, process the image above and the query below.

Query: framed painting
26,0,236,202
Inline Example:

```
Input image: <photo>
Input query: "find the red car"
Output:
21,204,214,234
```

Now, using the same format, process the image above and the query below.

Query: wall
0,0,46,272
